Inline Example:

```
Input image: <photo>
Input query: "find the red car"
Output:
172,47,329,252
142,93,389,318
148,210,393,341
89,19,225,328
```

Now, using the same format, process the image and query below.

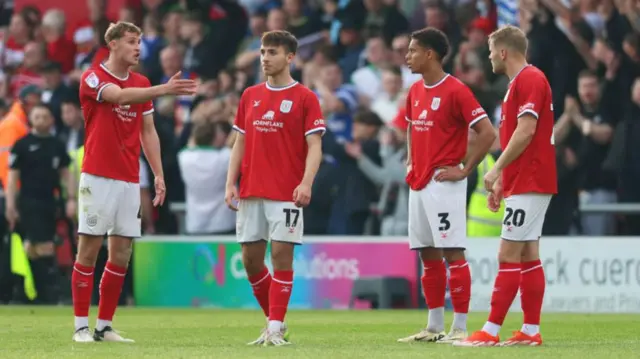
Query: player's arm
226,132,244,188
99,72,195,106
140,113,164,180
494,114,537,172
302,133,323,187
454,87,496,176
6,144,21,228
463,118,496,174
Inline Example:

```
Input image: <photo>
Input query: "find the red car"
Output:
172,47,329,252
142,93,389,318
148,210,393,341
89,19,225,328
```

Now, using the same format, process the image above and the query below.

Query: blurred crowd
0,0,638,248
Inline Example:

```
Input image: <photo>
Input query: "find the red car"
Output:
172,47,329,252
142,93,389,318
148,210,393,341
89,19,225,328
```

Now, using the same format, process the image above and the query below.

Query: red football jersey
233,82,326,201
405,75,488,191
500,65,558,197
79,63,154,183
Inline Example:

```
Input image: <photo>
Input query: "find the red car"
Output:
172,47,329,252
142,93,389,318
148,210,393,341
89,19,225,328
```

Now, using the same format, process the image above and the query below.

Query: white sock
75,316,89,331
521,323,540,336
96,319,112,331
482,322,501,337
268,320,282,333
427,307,445,332
452,312,467,331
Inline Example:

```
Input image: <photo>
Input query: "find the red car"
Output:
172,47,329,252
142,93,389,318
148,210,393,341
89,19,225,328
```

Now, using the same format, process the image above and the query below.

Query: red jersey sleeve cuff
305,127,326,137
517,109,539,119
468,114,488,127
96,83,114,103
232,125,245,134
142,109,154,116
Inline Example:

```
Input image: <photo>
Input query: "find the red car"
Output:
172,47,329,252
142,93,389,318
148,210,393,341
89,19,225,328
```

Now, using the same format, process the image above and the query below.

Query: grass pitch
1,306,639,358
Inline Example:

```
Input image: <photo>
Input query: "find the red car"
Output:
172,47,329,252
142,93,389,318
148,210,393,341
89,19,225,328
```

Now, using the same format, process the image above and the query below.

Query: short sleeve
304,91,326,136
233,91,247,134
515,73,547,119
404,90,412,122
8,141,22,170
80,70,114,103
455,84,488,127
140,76,154,116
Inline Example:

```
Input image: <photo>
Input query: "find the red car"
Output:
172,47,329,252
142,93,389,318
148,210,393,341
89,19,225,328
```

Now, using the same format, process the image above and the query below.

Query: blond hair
104,21,142,44
489,25,528,55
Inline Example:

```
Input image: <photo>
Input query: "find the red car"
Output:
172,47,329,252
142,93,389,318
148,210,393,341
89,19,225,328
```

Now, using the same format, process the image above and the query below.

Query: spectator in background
234,10,268,82
351,35,391,104
345,111,409,235
59,96,85,153
423,1,461,71
302,44,337,88
325,109,383,234
362,0,409,44
282,0,322,38
390,33,421,88
8,42,46,99
336,18,365,80
315,62,359,144
40,62,74,132
41,9,76,74
140,14,165,85
563,70,617,235
370,66,404,124
181,12,217,79
1,12,36,70
178,121,235,235
162,8,184,45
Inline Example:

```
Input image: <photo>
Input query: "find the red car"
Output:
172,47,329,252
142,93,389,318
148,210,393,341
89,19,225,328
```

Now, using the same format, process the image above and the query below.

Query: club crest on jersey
280,100,293,113
85,72,99,89
431,97,440,110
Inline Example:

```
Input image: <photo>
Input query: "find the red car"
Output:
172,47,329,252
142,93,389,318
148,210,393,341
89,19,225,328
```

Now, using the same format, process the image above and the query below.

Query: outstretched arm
140,113,165,206
100,72,196,106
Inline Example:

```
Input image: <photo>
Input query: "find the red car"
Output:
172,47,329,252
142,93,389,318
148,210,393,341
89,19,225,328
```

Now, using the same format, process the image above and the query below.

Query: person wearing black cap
5,104,72,304
40,61,73,132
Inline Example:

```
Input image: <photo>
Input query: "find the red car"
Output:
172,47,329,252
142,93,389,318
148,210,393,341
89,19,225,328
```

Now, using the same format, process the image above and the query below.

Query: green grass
1,307,639,358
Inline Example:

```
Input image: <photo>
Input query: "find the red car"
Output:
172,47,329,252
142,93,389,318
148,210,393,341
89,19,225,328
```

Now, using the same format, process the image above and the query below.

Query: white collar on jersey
423,74,449,89
265,81,298,91
509,64,531,84
100,63,129,81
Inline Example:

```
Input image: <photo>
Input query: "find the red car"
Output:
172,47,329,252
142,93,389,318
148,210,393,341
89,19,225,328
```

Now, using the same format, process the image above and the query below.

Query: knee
242,248,264,276
108,246,132,267
419,247,443,263
444,249,466,263
270,243,294,271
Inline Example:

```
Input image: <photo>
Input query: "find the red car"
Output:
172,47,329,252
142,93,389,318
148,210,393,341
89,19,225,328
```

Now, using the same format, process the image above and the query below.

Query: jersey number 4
283,208,300,228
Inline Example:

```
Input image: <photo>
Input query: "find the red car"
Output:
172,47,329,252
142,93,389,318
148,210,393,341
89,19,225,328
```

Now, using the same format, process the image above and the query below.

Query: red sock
421,260,447,309
249,267,272,317
72,262,94,317
97,261,127,322
521,260,545,326
448,260,471,314
487,262,521,325
269,270,293,322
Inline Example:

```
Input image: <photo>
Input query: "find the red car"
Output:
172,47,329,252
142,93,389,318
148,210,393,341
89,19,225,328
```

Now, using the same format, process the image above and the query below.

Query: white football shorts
77,173,141,238
501,193,552,241
236,198,303,244
408,170,467,250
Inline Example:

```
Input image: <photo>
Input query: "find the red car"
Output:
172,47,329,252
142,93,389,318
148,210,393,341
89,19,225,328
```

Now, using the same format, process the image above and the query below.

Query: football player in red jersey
225,30,325,346
72,21,196,343
396,28,496,344
455,26,557,347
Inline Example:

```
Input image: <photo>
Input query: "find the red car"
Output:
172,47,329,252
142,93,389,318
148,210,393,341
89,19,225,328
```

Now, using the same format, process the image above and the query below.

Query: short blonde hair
104,21,142,44
489,25,528,55
42,9,66,33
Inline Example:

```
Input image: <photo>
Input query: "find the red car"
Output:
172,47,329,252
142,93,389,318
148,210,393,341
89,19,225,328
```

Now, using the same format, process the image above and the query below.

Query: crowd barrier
133,236,640,313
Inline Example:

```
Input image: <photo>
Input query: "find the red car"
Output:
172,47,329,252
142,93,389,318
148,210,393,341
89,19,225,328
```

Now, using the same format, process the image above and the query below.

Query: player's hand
66,198,77,219
293,183,312,208
225,185,240,211
484,167,501,193
153,176,166,207
5,204,18,231
487,192,502,212
166,71,197,96
434,166,467,182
